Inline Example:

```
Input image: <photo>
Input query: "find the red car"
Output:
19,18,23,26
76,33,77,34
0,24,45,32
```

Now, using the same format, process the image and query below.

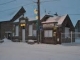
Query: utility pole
35,0,59,44
37,0,40,44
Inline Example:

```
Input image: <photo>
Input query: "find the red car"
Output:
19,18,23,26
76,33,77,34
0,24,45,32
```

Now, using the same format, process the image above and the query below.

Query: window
44,30,48,37
49,30,53,37
33,30,36,36
65,27,70,38
13,33,14,36
29,25,33,36
44,30,52,37
15,25,19,36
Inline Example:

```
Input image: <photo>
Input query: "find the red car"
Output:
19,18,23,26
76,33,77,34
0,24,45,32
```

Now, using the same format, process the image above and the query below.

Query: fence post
71,31,72,43
40,30,41,43
61,33,62,43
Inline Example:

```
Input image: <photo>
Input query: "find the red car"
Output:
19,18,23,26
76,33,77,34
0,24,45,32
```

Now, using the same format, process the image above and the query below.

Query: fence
75,32,80,43
61,32,80,43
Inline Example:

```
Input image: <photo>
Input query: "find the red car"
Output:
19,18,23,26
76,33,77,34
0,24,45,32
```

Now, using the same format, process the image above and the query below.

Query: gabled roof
42,14,74,31
0,7,26,22
42,14,67,25
75,20,80,28
10,7,26,22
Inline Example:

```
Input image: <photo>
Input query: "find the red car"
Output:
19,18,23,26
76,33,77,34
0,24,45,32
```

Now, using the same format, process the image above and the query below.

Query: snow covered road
0,39,80,60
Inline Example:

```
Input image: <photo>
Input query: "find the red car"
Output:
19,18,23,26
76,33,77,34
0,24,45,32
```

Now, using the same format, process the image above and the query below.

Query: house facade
0,7,26,40
41,14,75,44
0,7,75,44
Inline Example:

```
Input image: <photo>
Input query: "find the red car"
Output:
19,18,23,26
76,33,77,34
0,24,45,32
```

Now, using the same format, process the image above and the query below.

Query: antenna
48,11,51,14
45,9,47,15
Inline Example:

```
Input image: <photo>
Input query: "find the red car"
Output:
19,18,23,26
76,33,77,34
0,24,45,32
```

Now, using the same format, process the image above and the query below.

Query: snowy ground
0,38,80,60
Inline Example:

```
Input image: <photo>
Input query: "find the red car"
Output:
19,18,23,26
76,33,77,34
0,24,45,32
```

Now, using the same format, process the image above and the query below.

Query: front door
7,33,11,40
22,29,25,42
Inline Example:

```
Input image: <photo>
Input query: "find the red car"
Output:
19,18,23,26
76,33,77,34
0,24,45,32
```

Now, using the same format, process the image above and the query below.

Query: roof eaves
41,14,53,22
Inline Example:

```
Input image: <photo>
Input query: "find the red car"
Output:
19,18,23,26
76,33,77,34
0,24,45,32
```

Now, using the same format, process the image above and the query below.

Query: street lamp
34,9,38,14
36,16,38,20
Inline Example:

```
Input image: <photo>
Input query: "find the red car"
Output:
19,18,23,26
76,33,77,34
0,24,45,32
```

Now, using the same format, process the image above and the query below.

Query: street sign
39,26,43,31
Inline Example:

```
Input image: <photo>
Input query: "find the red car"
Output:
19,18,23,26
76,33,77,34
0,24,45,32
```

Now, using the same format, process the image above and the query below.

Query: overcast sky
0,0,80,26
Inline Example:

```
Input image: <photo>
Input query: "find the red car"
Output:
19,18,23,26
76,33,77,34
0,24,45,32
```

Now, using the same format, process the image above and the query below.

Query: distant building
75,20,80,38
75,20,80,32
0,7,75,44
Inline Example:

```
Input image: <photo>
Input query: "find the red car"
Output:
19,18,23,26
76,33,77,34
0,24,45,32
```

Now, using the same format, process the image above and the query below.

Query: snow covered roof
0,7,24,21
42,14,67,25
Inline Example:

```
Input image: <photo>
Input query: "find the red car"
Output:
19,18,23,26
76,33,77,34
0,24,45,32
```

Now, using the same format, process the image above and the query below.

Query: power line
69,14,80,15
40,0,60,15
32,0,60,4
40,0,60,3
0,0,16,6
0,2,35,13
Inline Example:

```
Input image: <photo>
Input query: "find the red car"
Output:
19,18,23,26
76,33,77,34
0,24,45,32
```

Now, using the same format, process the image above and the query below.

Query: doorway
22,29,25,42
5,32,12,40
7,33,11,39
